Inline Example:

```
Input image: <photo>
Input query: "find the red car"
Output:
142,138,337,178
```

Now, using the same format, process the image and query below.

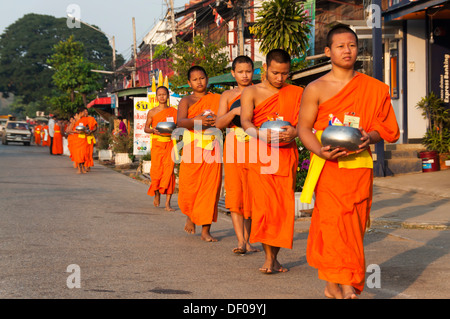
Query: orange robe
178,92,222,226
147,107,178,196
306,72,400,294
71,118,89,165
223,94,252,218
34,125,42,146
84,116,98,168
52,123,63,155
41,125,50,146
248,84,303,249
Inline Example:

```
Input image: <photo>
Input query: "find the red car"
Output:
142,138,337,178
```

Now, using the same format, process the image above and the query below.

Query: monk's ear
324,46,331,58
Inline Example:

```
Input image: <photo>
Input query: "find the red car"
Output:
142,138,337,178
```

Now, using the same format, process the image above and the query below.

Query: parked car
1,121,32,146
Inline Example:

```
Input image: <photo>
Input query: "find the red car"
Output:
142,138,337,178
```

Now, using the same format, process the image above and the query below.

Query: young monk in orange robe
177,66,222,242
34,123,42,146
144,86,178,211
52,120,63,155
298,25,400,299
216,56,259,254
241,49,303,274
70,109,90,174
81,108,98,172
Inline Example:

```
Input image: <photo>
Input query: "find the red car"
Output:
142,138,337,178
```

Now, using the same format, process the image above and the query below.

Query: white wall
406,20,428,140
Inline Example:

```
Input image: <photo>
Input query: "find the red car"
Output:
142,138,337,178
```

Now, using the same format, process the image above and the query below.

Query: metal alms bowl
155,121,177,136
260,120,291,132
260,120,292,146
229,99,241,127
321,125,363,151
75,125,86,132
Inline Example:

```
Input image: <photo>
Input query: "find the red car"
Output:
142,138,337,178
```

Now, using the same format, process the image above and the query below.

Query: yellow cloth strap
87,135,96,144
153,135,172,142
230,127,251,143
183,130,217,151
300,130,373,204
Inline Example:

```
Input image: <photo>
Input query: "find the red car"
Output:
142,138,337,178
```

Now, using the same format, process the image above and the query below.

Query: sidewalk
295,169,450,234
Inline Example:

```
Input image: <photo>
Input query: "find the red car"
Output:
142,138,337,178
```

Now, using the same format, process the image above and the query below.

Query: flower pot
99,149,113,161
114,152,132,165
142,160,151,174
295,192,314,218
439,153,450,170
419,151,440,172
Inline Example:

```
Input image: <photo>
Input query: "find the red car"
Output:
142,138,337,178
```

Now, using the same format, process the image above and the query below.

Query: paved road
0,143,449,303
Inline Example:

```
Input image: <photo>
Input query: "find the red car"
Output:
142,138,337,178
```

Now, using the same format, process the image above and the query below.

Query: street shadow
367,230,449,298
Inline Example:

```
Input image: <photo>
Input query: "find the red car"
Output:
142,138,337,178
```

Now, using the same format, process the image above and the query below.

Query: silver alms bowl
75,125,86,132
260,120,292,146
321,125,363,151
260,120,291,132
155,121,177,136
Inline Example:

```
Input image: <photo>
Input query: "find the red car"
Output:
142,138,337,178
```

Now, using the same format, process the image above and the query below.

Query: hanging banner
133,97,151,156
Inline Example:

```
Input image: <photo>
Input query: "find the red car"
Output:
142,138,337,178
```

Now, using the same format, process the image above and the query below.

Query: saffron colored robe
178,93,222,226
147,107,178,196
306,72,400,294
248,84,304,249
71,118,89,165
223,94,252,218
52,123,63,155
34,125,42,146
84,116,98,168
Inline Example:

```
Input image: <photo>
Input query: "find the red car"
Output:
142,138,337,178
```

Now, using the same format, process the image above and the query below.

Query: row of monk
142,25,400,299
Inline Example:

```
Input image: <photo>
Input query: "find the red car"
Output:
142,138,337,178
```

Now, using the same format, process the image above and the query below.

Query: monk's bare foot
201,225,217,242
184,217,195,234
259,260,274,274
246,243,261,253
153,192,160,207
201,233,218,242
342,285,358,299
164,205,175,212
273,260,289,273
324,282,343,299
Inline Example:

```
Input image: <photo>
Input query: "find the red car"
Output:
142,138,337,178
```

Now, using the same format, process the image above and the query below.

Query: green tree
47,36,103,116
169,36,229,94
250,0,312,58
0,13,123,110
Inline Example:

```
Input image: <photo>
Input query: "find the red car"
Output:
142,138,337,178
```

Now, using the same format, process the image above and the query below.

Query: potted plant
112,132,133,166
295,138,314,217
96,130,113,161
416,93,450,170
141,152,151,174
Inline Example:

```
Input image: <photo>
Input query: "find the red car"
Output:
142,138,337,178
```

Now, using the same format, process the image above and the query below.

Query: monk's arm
144,110,155,134
215,92,238,130
297,85,346,160
176,97,213,130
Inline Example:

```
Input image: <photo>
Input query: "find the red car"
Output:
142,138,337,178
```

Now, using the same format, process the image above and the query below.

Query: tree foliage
250,0,312,58
168,36,229,94
46,36,103,117
0,13,124,114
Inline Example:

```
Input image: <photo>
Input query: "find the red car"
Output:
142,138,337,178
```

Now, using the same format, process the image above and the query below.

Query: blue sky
0,0,187,60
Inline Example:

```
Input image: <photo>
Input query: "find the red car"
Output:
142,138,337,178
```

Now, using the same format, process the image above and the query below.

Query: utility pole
132,17,137,87
169,0,177,45
112,36,117,89
237,0,245,56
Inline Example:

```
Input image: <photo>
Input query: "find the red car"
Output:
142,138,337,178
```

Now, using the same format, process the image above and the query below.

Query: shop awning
87,97,111,109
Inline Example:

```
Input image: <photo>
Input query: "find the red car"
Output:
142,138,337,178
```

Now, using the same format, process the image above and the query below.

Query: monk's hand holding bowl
319,145,348,160
277,125,297,144
152,128,161,136
355,128,371,154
